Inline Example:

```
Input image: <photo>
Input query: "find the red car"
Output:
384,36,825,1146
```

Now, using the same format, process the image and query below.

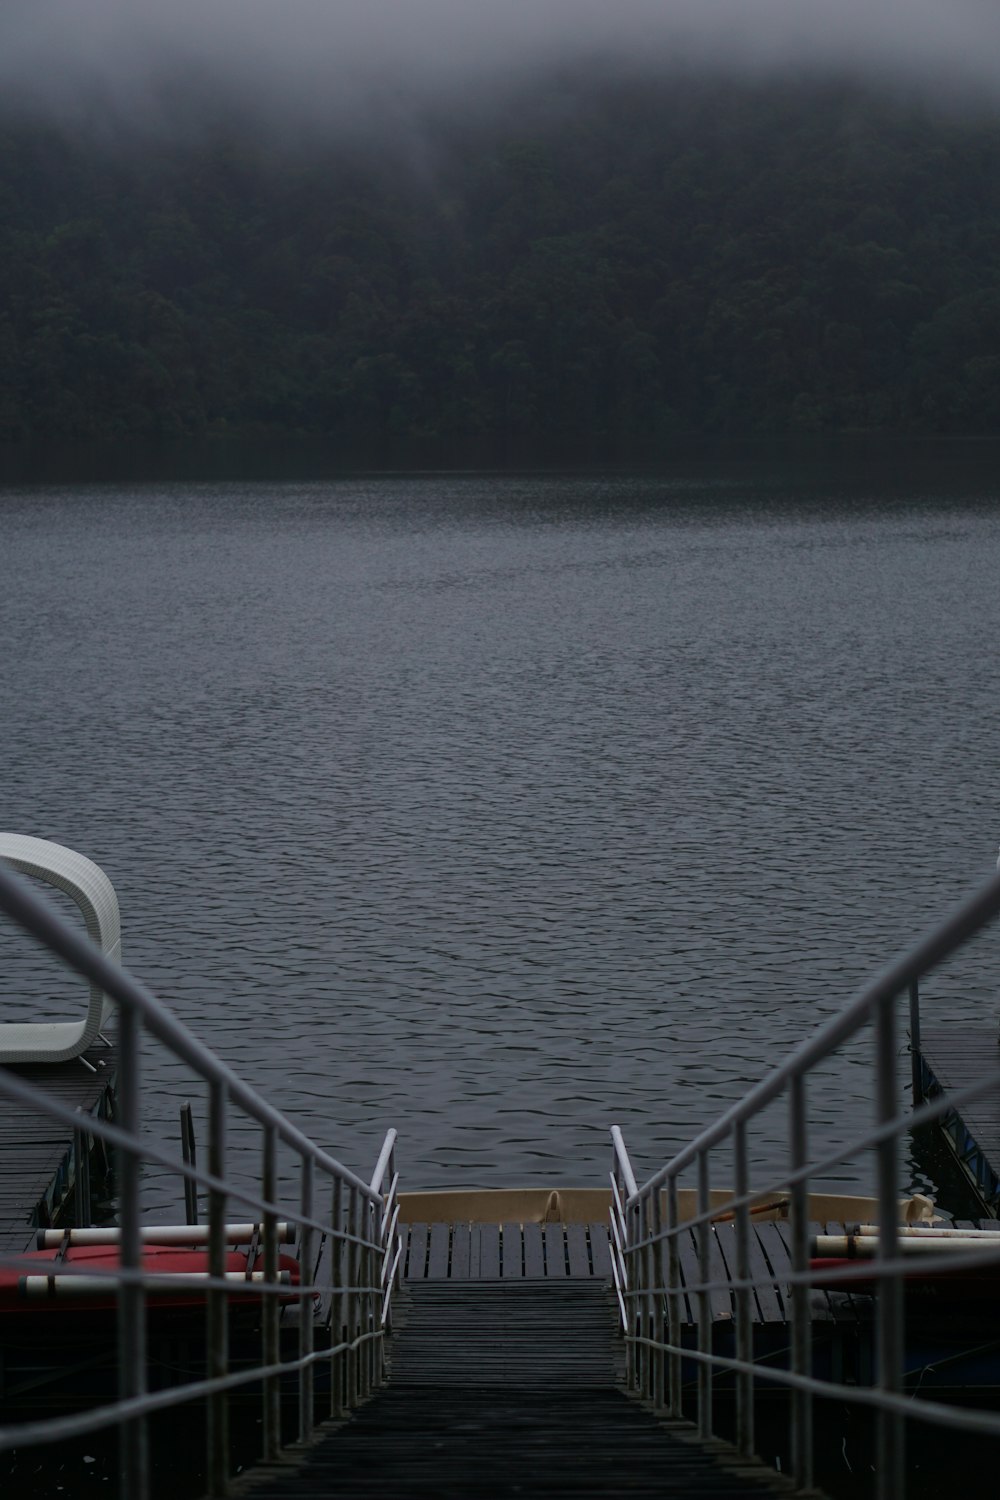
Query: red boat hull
810,1256,1000,1303
0,1244,300,1315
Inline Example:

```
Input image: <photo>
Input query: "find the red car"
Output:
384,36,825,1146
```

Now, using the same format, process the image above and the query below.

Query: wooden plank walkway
0,1043,117,1253
402,1220,612,1283
238,1281,791,1500
400,1219,869,1328
918,1023,1000,1213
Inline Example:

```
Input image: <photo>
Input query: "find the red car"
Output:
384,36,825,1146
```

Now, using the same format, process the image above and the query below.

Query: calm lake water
2,451,1000,1216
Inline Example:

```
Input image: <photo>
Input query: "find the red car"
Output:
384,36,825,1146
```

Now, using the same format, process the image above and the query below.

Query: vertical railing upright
732,1119,754,1458
648,1181,665,1411
610,1128,640,1393
299,1156,315,1446
623,1193,637,1393
665,1173,682,1419
346,1185,360,1405
696,1150,712,1440
116,1000,149,1499
637,1192,650,1398
380,1136,397,1345
876,994,904,1500
789,1075,813,1491
367,1190,378,1395
330,1175,345,1419
261,1124,281,1460
207,1077,229,1498
366,1192,377,1394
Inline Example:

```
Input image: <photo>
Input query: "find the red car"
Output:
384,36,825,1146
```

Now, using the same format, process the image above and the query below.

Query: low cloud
3,0,1000,132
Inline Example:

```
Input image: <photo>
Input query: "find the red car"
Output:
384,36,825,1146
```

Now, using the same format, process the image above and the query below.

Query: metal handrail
0,1059,386,1245
0,857,401,1498
608,1125,638,1341
638,870,1000,1194
0,860,379,1200
617,869,1000,1500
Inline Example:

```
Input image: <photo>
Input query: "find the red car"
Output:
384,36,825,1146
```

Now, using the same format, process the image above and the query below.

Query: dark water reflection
2,460,1000,1214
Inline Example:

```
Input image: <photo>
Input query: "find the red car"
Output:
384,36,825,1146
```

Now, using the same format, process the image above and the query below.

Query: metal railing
611,869,1000,1500
0,858,402,1499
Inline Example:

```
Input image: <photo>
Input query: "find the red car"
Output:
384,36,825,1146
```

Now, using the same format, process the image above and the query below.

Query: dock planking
403,1220,614,1283
237,1280,793,1500
399,1218,870,1329
917,1022,1000,1213
0,1040,116,1253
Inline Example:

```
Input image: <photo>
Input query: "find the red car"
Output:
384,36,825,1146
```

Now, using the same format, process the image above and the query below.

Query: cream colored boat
397,1186,936,1225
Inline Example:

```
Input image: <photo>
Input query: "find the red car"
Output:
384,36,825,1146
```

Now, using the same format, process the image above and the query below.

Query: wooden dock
238,1279,796,1500
0,1042,117,1254
917,1022,1000,1215
400,1218,874,1329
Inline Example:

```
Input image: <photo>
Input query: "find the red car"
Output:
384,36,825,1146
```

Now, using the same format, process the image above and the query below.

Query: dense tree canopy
2,74,999,446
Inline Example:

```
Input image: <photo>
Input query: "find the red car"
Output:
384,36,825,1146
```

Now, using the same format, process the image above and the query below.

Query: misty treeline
2,75,999,447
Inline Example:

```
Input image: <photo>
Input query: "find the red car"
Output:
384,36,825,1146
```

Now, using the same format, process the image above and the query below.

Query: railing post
696,1150,713,1440
637,1193,650,1400
207,1078,229,1497
392,1148,403,1294
649,1182,665,1411
366,1193,378,1395
611,1135,636,1393
733,1119,754,1459
666,1174,682,1419
299,1156,315,1446
384,1139,398,1339
346,1185,360,1406
262,1124,281,1460
116,1001,149,1500
789,1075,813,1492
331,1175,345,1419
876,995,905,1500
909,979,922,1107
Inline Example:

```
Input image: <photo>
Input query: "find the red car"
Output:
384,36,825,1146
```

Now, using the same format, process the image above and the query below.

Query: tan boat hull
397,1186,936,1226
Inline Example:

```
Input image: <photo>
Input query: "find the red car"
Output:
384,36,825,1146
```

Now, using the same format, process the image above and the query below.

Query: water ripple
2,469,999,1215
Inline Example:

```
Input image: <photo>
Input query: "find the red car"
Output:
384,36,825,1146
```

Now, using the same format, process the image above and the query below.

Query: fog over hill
2,4,999,450
3,0,1000,133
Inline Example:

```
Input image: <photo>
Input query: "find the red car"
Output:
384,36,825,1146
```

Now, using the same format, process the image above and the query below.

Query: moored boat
0,1238,300,1315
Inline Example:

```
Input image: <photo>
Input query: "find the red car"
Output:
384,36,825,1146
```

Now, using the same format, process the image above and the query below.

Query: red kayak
0,1243,300,1315
810,1257,1000,1303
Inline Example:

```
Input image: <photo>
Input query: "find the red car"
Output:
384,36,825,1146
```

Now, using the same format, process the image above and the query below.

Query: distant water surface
2,459,999,1214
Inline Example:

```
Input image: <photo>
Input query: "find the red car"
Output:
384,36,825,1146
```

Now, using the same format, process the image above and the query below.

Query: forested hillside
2,74,999,445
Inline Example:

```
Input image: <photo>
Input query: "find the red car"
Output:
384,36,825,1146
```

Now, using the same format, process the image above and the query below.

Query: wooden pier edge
0,1041,118,1254
915,1021,1000,1217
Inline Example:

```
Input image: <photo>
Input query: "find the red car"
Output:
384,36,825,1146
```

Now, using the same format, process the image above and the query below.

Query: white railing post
366,1195,377,1396
261,1124,281,1460
299,1155,315,1446
789,1074,813,1491
649,1180,665,1411
696,1149,712,1440
637,1193,650,1400
330,1174,345,1419
733,1119,754,1459
666,1174,682,1420
207,1077,229,1497
116,1000,149,1499
875,994,904,1500
346,1185,360,1405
